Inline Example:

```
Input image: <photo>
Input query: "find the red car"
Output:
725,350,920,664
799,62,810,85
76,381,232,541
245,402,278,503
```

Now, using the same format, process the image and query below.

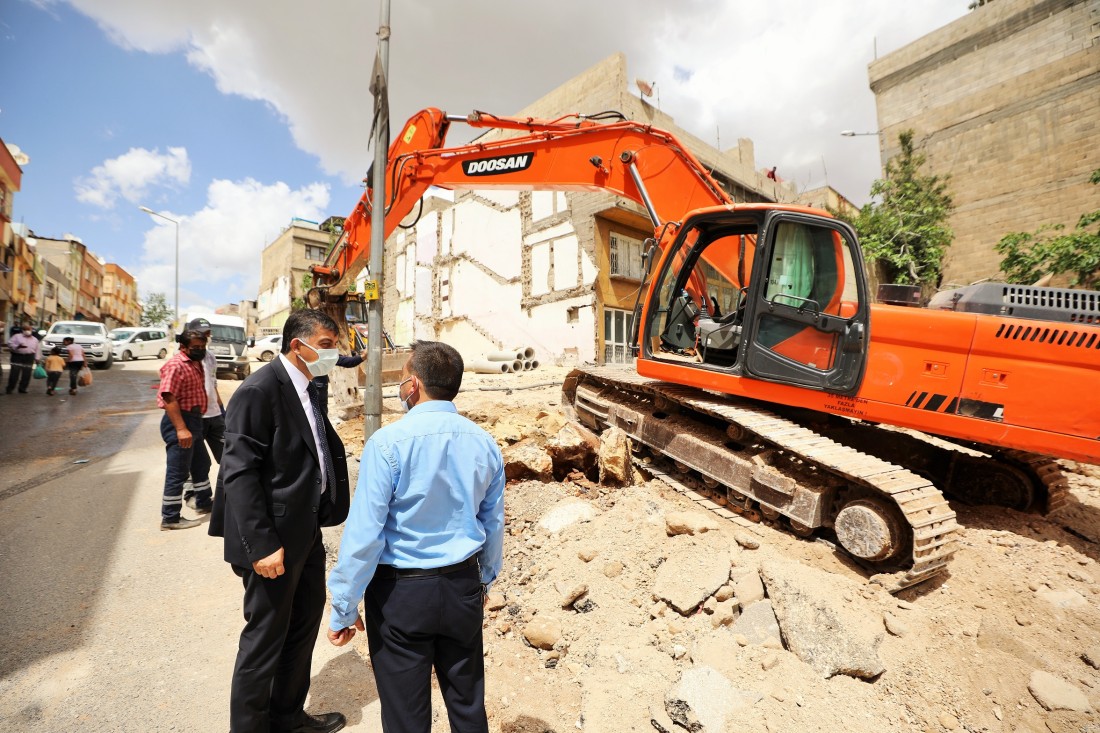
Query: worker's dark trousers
364,565,488,733
5,353,34,393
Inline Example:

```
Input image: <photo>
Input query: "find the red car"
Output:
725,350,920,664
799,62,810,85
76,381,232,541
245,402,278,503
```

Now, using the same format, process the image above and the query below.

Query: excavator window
652,222,753,364
750,220,864,380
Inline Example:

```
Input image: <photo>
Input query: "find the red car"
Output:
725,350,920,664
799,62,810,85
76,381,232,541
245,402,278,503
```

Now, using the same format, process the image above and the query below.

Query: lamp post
840,130,880,137
139,206,180,327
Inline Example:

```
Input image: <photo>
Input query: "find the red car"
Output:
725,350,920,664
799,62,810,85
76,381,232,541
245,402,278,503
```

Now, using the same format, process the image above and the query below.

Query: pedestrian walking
62,337,86,396
181,317,225,512
5,323,41,394
209,308,350,733
157,329,213,530
43,347,66,396
327,340,506,733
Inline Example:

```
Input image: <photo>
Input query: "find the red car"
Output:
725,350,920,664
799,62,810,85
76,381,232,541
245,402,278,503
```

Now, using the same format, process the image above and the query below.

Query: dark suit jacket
209,357,350,568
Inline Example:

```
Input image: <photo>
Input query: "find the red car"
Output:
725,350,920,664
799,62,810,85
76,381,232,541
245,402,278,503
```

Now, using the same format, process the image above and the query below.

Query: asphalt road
0,356,385,732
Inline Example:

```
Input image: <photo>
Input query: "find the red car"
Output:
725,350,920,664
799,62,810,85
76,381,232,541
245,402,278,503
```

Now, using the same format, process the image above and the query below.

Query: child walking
44,347,66,396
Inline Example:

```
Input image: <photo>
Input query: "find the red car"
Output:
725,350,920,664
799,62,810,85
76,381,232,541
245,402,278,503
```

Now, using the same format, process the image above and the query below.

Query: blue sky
2,0,967,313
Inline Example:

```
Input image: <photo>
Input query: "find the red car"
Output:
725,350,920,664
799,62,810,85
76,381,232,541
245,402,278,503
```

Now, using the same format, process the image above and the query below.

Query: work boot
160,517,202,531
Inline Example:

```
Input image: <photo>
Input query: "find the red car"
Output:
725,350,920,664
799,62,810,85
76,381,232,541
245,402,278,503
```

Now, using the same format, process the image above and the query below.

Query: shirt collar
407,400,458,415
279,353,311,394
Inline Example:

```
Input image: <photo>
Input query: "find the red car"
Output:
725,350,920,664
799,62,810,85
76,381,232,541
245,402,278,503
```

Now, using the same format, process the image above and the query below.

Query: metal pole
174,219,180,327
364,0,391,440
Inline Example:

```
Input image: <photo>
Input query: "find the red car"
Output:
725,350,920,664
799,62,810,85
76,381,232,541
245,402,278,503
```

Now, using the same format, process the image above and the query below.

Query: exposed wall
869,0,1100,287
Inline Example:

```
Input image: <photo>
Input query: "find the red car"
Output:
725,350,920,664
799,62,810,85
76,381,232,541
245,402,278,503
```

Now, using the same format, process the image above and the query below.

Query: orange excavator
312,107,1100,589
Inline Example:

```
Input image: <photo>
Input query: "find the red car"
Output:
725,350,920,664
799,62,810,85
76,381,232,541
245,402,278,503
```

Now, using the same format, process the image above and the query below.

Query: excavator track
800,420,1073,515
563,366,959,591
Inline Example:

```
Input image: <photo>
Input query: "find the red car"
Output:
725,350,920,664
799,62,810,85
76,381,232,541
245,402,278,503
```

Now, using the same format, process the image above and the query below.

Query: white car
110,327,173,361
42,321,113,369
249,334,282,362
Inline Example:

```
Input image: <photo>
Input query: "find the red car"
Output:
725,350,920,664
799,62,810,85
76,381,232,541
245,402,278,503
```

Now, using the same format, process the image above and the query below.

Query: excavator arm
312,108,733,295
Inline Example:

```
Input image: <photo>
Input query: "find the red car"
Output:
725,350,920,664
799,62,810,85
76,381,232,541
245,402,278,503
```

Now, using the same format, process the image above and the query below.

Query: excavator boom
313,108,731,294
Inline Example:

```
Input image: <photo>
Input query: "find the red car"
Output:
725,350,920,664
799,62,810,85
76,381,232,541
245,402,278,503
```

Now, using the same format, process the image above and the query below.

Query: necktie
306,381,335,494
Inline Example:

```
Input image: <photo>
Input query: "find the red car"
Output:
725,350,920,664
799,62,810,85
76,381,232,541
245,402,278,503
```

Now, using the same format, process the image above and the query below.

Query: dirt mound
338,372,1100,732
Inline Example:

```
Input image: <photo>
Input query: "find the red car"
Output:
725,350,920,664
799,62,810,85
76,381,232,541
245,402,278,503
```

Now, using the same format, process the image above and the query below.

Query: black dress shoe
272,711,346,733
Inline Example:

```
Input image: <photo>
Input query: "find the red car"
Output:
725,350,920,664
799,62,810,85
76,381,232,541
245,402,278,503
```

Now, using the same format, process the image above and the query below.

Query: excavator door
740,212,870,395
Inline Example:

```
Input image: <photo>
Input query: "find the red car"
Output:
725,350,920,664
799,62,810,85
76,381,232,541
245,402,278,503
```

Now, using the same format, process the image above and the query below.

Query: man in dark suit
210,309,351,733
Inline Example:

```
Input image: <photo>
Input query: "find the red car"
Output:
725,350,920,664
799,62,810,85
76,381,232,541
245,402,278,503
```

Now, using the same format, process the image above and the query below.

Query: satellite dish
636,79,654,98
5,143,29,166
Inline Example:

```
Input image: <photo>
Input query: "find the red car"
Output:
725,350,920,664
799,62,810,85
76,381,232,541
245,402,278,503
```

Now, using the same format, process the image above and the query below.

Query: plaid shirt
157,349,208,413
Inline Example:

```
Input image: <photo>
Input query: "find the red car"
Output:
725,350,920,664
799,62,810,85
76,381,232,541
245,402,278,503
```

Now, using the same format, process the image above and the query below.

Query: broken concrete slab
1028,670,1093,712
665,666,762,733
537,498,598,533
760,560,885,679
730,599,782,646
664,511,721,537
652,540,732,615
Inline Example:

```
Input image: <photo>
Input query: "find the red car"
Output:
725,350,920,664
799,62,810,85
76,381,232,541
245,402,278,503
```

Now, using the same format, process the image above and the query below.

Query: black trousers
6,353,34,392
230,529,325,733
364,565,488,733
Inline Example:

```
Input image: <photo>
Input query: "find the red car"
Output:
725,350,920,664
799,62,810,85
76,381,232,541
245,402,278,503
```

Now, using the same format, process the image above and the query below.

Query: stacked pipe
465,346,539,374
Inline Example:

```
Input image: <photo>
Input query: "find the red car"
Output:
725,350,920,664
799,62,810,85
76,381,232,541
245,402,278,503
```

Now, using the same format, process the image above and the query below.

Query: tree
994,169,1100,289
141,292,174,327
290,273,314,311
835,130,954,290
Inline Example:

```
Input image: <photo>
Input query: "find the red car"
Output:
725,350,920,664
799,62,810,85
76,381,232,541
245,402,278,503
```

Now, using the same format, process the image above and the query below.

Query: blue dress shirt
327,400,506,631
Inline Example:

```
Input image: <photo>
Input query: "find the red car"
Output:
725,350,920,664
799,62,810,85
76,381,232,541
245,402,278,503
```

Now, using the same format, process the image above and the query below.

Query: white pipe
509,360,522,373
512,346,536,360
467,359,512,374
486,350,523,362
522,360,532,371
529,359,540,370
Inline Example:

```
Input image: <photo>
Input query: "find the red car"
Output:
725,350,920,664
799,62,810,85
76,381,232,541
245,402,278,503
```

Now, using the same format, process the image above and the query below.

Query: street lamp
840,130,880,137
139,206,179,327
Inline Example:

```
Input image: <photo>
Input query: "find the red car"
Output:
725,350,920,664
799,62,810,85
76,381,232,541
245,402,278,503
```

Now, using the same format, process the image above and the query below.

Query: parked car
41,321,113,369
249,334,282,362
110,327,172,361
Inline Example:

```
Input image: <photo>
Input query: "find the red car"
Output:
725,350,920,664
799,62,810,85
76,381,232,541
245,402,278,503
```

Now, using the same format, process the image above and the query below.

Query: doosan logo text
462,154,534,176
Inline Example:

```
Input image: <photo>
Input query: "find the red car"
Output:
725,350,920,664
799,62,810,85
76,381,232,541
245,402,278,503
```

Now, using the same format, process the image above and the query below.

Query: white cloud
135,177,330,309
75,146,191,209
57,0,966,204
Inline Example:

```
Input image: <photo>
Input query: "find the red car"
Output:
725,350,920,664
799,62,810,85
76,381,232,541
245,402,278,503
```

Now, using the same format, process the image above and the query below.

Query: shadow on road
307,648,379,727
0,468,141,678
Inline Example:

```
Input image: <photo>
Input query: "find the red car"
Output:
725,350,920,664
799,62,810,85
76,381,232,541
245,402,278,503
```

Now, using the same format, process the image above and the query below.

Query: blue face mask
398,377,416,412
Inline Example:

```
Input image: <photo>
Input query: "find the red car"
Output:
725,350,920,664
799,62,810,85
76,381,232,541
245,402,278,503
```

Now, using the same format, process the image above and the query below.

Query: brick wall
869,0,1100,288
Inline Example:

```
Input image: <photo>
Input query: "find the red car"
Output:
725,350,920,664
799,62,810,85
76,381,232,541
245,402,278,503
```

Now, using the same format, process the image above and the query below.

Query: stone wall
869,0,1100,288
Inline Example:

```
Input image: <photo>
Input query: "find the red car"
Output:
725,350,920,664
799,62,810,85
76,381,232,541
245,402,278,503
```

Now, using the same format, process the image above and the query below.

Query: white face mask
298,340,340,377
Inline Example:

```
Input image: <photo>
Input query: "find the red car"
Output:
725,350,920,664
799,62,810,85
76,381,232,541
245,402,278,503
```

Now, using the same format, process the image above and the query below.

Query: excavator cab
644,209,870,395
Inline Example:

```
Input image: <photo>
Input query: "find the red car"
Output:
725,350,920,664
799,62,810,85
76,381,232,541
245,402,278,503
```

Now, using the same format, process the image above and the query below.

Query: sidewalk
0,407,424,732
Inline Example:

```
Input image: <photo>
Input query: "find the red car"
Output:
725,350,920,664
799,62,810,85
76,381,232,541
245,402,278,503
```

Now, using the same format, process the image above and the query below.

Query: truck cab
182,312,252,380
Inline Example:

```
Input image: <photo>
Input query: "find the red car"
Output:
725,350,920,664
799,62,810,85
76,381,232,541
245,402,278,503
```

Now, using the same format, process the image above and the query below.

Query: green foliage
841,130,954,288
290,273,314,311
140,292,174,327
994,169,1100,289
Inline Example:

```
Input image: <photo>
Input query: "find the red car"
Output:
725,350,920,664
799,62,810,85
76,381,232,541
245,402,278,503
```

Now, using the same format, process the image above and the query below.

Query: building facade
366,53,798,365
256,218,335,331
868,0,1100,288
1,140,26,334
101,263,140,329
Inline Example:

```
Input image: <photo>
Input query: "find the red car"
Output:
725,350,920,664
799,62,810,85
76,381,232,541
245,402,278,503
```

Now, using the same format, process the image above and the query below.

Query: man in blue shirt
327,340,505,733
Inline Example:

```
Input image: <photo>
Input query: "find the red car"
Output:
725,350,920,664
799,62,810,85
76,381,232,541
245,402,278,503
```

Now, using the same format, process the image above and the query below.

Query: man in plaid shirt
158,328,212,530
